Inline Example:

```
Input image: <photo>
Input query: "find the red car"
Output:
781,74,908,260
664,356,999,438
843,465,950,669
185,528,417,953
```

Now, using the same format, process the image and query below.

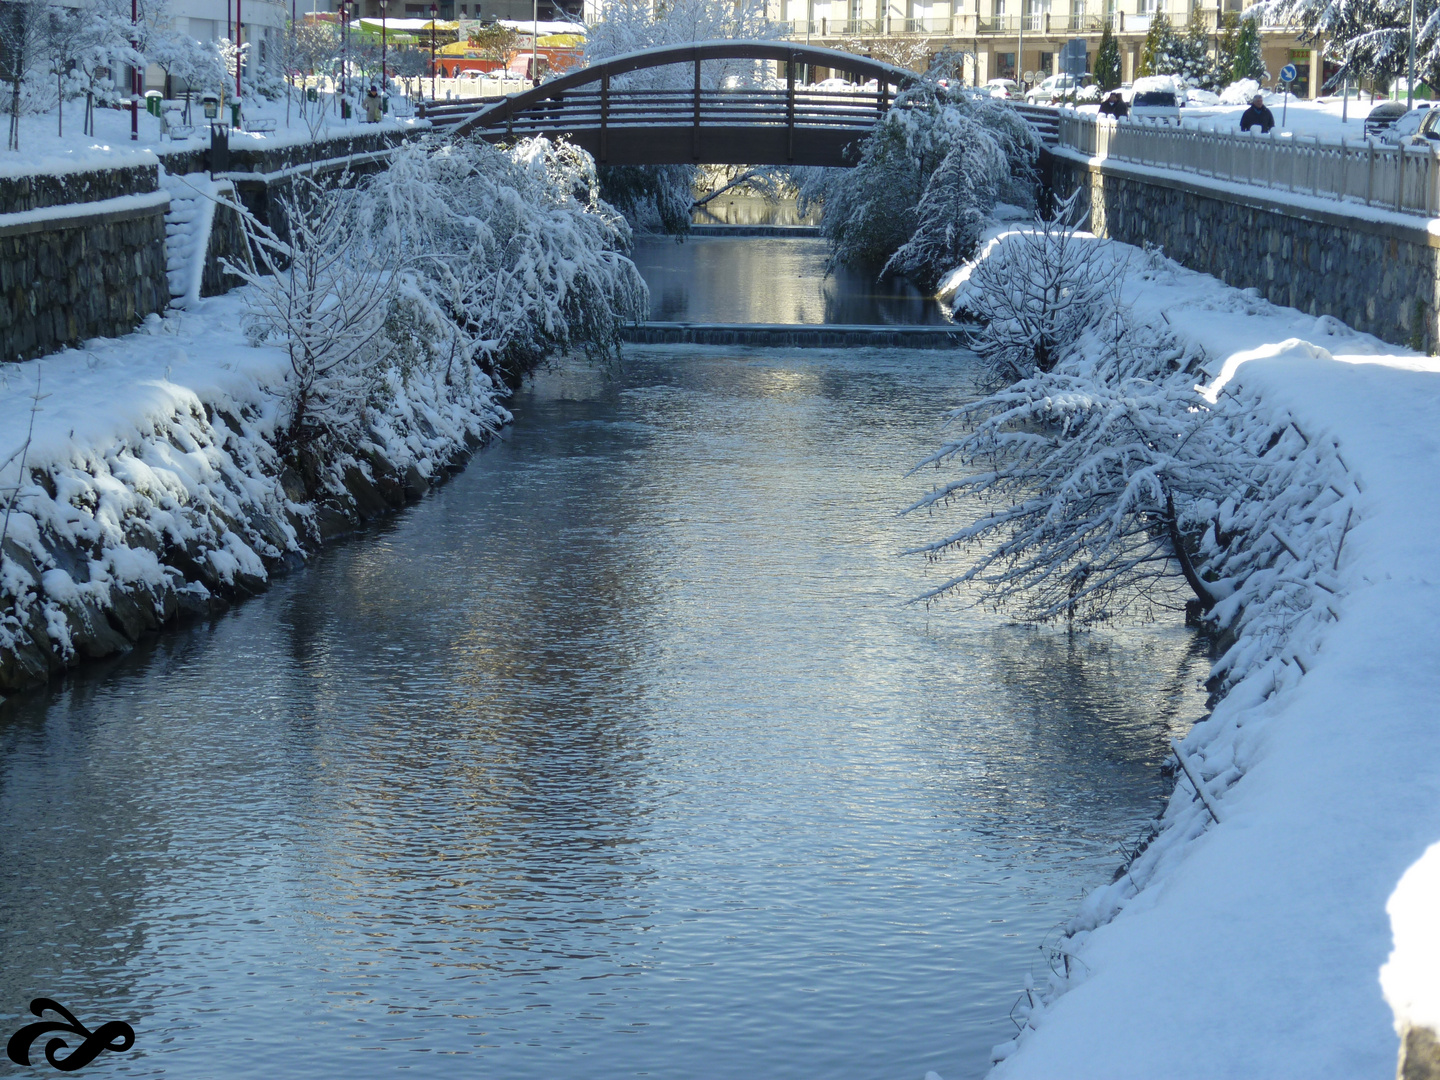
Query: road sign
1280,63,1298,83
1024,69,1037,83
1062,38,1088,77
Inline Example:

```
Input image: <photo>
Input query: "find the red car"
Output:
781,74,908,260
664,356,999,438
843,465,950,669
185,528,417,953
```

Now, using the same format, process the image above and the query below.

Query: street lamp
430,3,437,100
530,0,538,87
130,0,138,140
1408,0,1417,110
236,0,243,101
381,0,388,92
339,0,348,99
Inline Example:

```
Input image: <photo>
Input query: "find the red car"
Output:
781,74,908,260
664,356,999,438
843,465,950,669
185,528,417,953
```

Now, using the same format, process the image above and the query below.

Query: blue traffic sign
1280,63,1298,83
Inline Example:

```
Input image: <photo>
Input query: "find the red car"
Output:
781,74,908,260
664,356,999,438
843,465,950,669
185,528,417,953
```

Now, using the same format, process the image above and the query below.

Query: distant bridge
421,40,923,167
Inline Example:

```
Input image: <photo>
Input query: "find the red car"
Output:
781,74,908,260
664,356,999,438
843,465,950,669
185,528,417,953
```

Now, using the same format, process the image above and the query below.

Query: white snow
0,96,427,180
1381,841,1440,1035
936,226,1440,1079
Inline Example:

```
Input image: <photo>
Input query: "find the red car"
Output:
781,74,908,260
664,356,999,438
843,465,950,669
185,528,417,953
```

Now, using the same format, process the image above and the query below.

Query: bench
246,118,278,133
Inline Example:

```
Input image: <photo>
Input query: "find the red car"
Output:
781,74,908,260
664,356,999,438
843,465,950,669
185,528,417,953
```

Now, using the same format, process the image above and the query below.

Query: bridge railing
1056,110,1440,218
486,87,891,136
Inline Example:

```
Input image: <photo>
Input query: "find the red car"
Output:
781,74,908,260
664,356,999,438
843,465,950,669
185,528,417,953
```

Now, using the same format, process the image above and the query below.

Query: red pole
381,0,387,91
430,4,436,101
130,0,138,139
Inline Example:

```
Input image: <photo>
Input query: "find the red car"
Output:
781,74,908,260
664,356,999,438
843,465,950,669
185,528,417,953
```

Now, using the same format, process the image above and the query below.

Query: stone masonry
1,189,169,364
1050,152,1440,352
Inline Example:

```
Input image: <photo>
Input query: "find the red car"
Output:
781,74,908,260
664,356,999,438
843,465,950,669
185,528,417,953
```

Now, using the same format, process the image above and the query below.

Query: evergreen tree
1095,20,1122,89
1215,12,1240,80
1179,15,1222,88
1231,16,1267,82
1137,12,1184,77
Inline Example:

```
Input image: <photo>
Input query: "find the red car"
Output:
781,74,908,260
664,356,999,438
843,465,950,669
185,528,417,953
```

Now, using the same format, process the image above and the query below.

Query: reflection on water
0,347,1208,1079
632,236,949,325
692,196,820,226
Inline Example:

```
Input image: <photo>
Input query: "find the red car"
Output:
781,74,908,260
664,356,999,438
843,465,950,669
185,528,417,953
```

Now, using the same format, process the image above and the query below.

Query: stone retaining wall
1051,151,1440,352
0,162,157,214
1,188,169,363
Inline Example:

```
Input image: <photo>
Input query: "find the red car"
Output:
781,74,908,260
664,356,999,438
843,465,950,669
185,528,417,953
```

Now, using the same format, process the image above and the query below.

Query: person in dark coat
1240,94,1276,132
1099,91,1129,118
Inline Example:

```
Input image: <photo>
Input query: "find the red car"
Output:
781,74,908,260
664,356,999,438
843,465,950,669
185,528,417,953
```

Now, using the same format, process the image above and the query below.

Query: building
773,0,1323,97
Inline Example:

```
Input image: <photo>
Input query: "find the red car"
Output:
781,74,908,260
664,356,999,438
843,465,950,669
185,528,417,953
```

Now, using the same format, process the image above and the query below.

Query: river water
632,236,950,325
0,263,1208,1080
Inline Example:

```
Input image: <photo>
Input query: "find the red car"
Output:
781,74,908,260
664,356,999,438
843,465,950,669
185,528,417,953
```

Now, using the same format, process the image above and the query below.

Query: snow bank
937,227,1440,1079
0,295,508,694
1382,842,1440,1034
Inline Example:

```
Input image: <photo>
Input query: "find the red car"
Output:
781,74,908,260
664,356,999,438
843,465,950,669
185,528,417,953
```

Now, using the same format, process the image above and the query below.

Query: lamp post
381,0,388,92
130,0,138,139
530,0,538,86
339,0,347,99
430,3,437,99
1407,0,1417,109
236,0,243,101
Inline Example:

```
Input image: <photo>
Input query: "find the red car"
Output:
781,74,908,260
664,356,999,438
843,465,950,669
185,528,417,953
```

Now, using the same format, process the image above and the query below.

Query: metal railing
1057,111,1440,218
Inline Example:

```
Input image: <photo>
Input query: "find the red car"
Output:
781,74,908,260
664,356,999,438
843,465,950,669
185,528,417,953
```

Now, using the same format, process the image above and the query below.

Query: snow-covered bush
910,232,1360,645
227,174,400,451
944,198,1124,382
229,136,647,451
1219,77,1262,104
365,137,648,379
904,297,1230,624
797,81,1039,287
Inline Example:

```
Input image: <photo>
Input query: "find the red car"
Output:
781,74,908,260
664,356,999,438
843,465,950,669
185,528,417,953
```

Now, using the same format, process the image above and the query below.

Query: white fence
1056,111,1440,218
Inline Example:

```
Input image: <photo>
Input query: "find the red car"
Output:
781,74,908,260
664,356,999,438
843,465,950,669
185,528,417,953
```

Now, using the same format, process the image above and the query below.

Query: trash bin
341,97,352,119
145,90,163,117
306,86,318,102
230,100,242,128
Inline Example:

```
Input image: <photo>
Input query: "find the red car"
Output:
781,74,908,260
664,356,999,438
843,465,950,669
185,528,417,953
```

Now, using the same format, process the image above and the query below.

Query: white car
1026,73,1087,104
984,78,1018,99
1380,104,1436,145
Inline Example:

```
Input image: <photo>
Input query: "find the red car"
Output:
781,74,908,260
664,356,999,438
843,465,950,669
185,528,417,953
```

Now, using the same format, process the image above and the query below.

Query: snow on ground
939,228,1440,1078
1,95,426,179
1073,94,1405,138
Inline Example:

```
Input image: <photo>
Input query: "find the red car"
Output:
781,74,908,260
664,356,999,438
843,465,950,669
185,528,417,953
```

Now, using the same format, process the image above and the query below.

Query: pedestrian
1240,93,1275,133
1099,90,1129,118
363,84,383,123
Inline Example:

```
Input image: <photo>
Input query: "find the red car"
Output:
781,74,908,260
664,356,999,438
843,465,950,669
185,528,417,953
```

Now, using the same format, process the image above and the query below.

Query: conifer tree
1231,16,1268,82
1095,20,1122,89
1137,12,1179,77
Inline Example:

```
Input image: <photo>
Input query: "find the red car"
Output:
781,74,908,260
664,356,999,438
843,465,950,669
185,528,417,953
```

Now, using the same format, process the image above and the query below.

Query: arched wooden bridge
421,41,922,167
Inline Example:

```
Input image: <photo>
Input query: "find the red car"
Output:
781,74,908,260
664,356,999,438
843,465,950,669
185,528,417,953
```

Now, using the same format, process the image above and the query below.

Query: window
996,50,1015,77
993,0,1005,14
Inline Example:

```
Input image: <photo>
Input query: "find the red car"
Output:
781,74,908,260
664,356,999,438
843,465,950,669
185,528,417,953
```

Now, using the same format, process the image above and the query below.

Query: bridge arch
443,40,923,167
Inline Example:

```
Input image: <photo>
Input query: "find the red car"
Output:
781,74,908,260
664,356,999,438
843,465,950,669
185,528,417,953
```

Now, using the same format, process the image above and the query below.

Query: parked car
1365,100,1410,138
1026,73,1090,104
985,78,1018,99
1379,104,1438,144
1129,89,1181,121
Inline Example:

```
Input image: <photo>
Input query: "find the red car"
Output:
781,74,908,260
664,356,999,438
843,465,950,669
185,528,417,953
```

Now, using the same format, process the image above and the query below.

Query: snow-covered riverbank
0,294,508,694
942,231,1440,1079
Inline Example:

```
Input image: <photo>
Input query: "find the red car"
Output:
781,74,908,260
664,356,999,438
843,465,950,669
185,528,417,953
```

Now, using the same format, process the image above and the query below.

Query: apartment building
773,0,1322,97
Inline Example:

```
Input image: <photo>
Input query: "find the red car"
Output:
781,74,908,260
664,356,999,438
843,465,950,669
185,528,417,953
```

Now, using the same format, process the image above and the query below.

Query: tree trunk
1165,489,1217,611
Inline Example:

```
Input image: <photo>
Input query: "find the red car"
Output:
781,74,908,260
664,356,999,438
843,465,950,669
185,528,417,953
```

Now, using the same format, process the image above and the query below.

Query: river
0,245,1208,1080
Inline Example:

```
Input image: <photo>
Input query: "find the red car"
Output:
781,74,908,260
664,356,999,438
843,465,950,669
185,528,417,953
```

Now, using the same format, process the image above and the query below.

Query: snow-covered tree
1094,21,1121,90
907,237,1240,624
227,174,401,451
1,0,52,149
946,197,1125,383
365,137,648,380
1260,0,1411,89
797,79,1038,285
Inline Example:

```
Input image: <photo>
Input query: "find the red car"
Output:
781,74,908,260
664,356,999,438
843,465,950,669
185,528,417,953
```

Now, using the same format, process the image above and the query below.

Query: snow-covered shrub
797,81,1039,286
944,198,1124,382
1219,77,1262,104
365,136,648,379
229,135,647,451
904,296,1231,624
227,174,400,451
